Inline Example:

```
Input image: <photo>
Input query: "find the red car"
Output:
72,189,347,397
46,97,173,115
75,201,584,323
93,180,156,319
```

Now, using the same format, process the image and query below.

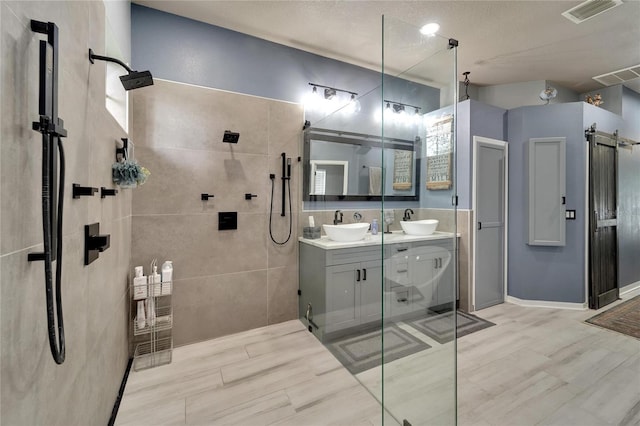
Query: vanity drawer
325,246,382,266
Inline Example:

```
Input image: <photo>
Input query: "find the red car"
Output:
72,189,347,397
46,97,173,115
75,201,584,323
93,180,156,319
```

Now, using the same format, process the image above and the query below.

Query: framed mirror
303,128,421,202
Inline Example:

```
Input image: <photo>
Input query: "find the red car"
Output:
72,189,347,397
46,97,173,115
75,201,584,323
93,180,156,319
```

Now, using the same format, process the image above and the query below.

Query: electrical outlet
566,210,576,220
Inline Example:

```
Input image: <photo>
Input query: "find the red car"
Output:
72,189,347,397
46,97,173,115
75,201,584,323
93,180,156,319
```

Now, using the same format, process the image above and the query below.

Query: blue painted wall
131,5,439,124
420,100,506,210
508,103,587,303
507,102,633,303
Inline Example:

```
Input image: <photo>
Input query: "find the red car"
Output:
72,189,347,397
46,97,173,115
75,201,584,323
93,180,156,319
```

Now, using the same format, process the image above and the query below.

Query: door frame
472,136,509,311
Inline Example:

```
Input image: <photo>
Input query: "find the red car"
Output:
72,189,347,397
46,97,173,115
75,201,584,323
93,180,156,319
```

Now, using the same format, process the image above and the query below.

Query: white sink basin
400,219,439,236
323,223,370,242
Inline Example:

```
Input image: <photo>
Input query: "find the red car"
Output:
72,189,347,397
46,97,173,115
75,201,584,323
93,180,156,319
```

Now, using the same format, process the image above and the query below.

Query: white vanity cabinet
299,244,384,340
326,259,383,332
386,239,455,317
299,233,456,342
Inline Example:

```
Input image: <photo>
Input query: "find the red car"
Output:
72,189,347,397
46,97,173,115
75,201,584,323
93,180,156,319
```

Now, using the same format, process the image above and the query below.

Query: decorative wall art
425,116,453,190
392,150,414,190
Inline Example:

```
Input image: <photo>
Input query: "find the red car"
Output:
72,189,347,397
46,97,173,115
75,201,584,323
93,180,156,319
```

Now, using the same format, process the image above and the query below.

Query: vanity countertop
299,230,458,250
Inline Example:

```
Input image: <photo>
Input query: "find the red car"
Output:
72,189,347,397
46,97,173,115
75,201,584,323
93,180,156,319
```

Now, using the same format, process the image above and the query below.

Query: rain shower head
89,49,154,91
120,70,154,90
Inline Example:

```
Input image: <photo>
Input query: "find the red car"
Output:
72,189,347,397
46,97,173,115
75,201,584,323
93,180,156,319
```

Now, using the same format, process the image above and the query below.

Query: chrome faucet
333,210,343,225
403,208,414,221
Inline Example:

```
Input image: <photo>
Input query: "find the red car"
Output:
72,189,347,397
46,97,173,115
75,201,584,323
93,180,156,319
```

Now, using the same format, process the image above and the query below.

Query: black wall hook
201,193,214,201
116,138,128,162
245,193,257,200
73,184,98,198
101,187,118,198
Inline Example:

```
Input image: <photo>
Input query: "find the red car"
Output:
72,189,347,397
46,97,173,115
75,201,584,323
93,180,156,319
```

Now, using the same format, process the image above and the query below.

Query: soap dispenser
161,260,173,295
152,264,161,296
133,266,147,300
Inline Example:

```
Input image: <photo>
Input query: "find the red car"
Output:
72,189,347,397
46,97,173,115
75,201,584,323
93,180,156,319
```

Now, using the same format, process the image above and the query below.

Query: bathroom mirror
303,128,420,201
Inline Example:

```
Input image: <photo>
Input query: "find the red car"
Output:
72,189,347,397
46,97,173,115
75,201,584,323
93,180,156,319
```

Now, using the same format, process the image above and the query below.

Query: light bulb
420,22,440,36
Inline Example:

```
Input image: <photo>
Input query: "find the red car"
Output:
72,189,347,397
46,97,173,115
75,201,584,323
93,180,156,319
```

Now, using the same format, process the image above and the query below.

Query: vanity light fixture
384,99,422,115
420,22,440,36
324,88,337,100
307,82,360,114
308,83,357,99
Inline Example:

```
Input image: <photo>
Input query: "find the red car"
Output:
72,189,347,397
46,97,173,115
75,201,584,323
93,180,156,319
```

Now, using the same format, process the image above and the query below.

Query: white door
473,136,508,311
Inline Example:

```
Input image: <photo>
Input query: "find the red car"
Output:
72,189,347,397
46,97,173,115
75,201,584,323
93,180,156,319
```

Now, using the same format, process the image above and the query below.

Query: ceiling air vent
562,0,623,24
593,64,640,86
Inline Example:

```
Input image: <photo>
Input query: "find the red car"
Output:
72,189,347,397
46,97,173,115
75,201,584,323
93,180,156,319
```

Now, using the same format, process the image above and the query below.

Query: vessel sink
323,223,370,242
400,219,439,236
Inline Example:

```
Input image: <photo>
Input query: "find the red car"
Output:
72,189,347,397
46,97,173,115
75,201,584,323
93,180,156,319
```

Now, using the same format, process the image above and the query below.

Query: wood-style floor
116,299,640,426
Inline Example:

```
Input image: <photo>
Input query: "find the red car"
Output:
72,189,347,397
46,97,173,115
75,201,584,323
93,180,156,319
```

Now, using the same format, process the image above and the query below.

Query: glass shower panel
381,16,458,426
298,83,387,423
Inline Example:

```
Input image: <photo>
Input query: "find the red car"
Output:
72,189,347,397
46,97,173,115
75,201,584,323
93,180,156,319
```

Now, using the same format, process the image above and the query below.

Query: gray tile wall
1,1,131,424
130,79,304,346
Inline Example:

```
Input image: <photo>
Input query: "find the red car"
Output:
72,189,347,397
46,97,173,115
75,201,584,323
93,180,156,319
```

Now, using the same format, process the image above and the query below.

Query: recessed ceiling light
420,22,440,36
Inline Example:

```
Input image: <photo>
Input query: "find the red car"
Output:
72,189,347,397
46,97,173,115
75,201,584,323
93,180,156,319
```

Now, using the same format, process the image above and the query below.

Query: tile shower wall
0,1,131,424
131,79,303,346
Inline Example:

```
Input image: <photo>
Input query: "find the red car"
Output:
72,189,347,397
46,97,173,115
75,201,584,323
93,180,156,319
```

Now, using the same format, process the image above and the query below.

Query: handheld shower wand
269,152,293,245
28,20,67,364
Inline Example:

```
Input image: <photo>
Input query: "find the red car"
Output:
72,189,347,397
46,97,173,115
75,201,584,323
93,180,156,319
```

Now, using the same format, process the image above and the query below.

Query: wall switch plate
565,210,576,220
218,212,238,230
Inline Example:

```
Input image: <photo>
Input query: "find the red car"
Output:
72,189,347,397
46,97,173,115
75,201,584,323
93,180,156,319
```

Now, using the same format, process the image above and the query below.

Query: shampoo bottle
133,266,147,300
371,219,378,235
152,265,161,296
161,261,173,295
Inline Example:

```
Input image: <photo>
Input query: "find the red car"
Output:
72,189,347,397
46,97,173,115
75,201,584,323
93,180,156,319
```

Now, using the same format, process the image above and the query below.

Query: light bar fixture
307,82,360,114
309,82,357,99
384,99,422,115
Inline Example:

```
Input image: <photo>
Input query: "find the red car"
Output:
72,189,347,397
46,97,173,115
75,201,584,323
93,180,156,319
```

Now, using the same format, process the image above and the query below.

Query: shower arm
88,49,134,74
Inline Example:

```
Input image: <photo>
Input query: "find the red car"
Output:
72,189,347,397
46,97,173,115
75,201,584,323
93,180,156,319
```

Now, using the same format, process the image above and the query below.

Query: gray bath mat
325,323,431,375
405,311,495,344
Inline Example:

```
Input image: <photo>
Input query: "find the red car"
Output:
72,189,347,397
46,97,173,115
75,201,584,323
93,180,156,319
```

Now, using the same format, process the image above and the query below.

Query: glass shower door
296,14,457,425
380,15,458,426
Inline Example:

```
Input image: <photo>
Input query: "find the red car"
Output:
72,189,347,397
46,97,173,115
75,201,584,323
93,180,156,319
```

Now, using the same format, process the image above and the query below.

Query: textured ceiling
134,0,640,92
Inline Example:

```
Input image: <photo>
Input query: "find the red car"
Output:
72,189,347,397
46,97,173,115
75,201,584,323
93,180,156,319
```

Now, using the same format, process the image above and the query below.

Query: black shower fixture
88,49,154,90
223,130,240,143
29,19,67,365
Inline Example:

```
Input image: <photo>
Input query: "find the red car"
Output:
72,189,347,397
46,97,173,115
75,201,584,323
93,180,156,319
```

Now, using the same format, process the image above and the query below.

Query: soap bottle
161,261,173,295
371,219,378,235
152,265,161,296
133,266,147,300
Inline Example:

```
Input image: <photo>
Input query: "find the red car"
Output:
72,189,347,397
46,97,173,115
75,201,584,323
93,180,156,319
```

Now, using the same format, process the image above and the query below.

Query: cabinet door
326,264,360,332
435,250,455,306
411,247,438,310
528,137,566,246
360,260,383,324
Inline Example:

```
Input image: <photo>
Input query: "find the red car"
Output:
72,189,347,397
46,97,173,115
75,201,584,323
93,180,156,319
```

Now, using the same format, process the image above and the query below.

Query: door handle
478,221,482,230
397,247,408,252
356,269,361,282
434,258,438,269
363,268,367,281
439,258,442,268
